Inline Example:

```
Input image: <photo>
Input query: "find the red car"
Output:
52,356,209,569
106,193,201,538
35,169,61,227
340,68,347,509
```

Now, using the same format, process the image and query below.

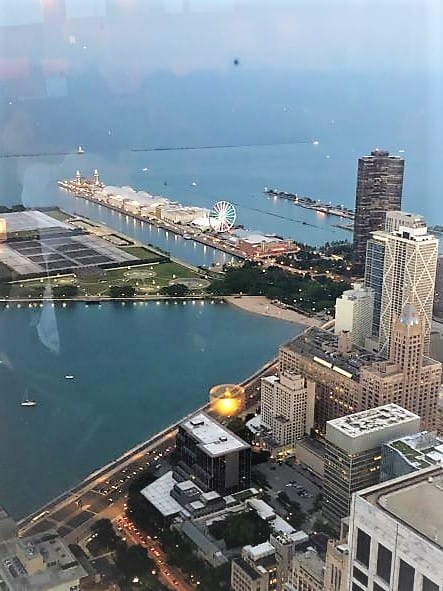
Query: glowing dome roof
399,304,420,326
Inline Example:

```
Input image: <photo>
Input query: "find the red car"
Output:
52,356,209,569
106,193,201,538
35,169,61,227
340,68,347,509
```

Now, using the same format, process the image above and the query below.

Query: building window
373,583,384,591
376,544,392,584
398,560,415,591
353,583,364,591
354,566,368,586
356,528,371,567
422,576,439,591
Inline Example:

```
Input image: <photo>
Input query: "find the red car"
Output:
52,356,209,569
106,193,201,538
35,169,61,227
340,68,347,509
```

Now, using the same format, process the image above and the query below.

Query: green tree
52,284,79,298
160,283,190,297
108,285,136,298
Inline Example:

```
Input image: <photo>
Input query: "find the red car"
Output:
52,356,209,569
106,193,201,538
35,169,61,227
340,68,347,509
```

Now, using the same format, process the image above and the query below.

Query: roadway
18,357,278,547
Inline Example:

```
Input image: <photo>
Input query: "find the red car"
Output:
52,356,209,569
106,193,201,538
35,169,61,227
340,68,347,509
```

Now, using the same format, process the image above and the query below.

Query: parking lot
253,460,322,515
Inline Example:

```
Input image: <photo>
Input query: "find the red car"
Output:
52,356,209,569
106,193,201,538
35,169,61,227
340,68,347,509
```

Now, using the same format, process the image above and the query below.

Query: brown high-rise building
280,305,441,433
352,149,404,275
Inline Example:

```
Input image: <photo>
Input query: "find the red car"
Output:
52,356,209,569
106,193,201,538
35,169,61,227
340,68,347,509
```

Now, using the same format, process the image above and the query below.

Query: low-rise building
294,437,325,478
323,404,421,530
381,430,443,481
231,542,278,591
348,465,443,591
0,510,88,591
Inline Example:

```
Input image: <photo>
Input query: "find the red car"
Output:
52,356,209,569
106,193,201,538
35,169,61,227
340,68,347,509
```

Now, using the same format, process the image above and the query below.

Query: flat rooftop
328,404,419,438
0,211,72,234
0,232,136,276
181,412,250,457
0,530,87,590
141,471,190,518
282,327,385,380
362,466,443,550
387,431,443,469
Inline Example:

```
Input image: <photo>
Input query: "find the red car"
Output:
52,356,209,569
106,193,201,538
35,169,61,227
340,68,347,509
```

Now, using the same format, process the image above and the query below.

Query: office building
323,404,420,529
0,507,88,591
175,412,251,495
381,431,443,481
324,539,349,591
348,466,443,591
231,542,278,591
260,372,315,454
279,328,383,434
334,284,374,347
352,149,404,275
283,548,325,591
435,255,443,318
364,232,387,338
377,212,438,355
360,305,442,430
437,391,443,437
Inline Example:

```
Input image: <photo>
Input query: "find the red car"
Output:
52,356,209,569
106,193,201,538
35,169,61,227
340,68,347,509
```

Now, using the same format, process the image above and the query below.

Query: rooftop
233,557,263,581
141,471,190,518
0,211,72,233
294,548,325,582
327,404,419,439
361,466,443,550
282,327,385,381
386,431,443,469
181,412,250,457
0,530,87,591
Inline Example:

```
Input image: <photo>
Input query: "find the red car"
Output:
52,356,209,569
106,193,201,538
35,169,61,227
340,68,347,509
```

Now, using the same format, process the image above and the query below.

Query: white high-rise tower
376,211,438,356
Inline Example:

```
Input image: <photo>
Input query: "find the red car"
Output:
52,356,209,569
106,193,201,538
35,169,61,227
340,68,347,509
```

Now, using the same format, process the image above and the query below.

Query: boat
191,181,197,187
21,399,37,407
183,233,192,240
65,375,74,380
142,167,149,172
77,145,85,154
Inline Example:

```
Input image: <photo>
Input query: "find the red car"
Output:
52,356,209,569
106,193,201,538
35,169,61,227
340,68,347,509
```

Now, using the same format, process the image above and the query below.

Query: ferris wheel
209,201,237,232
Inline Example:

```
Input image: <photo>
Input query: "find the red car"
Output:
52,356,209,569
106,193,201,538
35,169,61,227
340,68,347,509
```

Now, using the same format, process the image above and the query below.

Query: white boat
183,233,192,240
142,167,149,172
77,145,85,154
21,399,37,407
65,375,74,380
191,181,197,187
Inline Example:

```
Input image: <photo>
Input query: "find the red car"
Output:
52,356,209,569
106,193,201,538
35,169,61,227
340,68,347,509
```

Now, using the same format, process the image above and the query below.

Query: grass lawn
44,208,73,222
7,261,205,298
120,245,163,261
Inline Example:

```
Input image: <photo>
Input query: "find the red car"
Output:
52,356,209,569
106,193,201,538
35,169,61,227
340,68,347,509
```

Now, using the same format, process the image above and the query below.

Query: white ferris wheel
209,201,237,232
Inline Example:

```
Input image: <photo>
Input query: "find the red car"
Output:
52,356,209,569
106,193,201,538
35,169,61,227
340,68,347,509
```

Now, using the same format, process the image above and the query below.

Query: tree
160,283,190,297
52,284,79,298
108,285,136,298
115,544,154,579
209,511,271,549
87,518,120,554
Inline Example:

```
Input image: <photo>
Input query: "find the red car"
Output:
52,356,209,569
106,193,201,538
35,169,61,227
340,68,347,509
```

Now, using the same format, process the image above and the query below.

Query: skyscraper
352,149,404,275
360,305,441,430
378,212,438,355
323,404,420,529
347,466,443,591
334,283,374,347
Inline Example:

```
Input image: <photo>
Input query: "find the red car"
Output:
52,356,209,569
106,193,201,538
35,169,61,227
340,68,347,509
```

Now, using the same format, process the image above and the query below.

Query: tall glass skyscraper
353,149,404,275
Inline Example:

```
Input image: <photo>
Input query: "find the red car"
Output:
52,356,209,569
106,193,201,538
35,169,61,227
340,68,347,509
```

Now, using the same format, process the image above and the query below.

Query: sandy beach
225,295,323,327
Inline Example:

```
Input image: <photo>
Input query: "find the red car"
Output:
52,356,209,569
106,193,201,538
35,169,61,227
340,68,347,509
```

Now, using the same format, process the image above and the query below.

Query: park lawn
4,261,203,298
120,245,163,261
44,208,72,222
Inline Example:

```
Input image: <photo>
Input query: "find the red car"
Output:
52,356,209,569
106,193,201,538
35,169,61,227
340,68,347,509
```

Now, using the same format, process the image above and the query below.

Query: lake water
0,302,301,518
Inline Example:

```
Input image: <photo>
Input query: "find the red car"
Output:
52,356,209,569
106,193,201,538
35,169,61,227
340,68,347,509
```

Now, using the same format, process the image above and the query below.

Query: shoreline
225,295,323,327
